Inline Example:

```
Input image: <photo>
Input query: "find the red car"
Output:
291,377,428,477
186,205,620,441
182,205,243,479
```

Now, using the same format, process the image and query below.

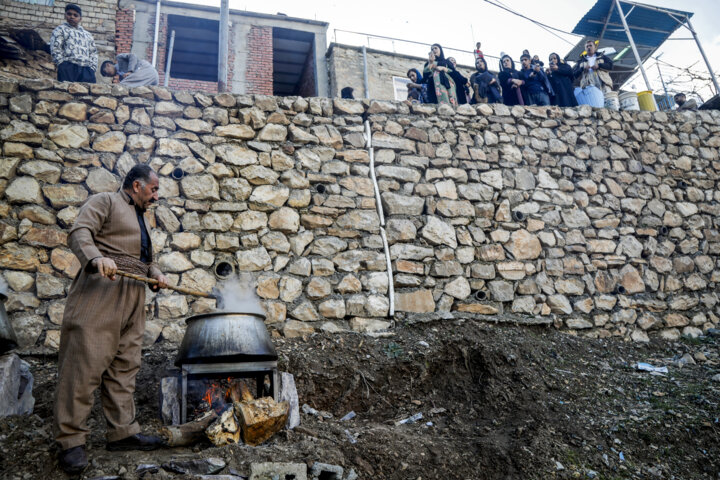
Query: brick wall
115,7,134,54
144,12,234,94
246,25,273,95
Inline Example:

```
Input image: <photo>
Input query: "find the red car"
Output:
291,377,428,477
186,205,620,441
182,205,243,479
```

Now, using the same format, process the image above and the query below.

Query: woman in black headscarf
406,68,428,103
547,52,578,107
447,57,470,104
422,43,458,106
498,54,525,106
470,56,501,104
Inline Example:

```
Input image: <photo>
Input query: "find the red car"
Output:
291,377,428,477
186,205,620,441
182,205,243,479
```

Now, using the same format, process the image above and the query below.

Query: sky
173,0,720,101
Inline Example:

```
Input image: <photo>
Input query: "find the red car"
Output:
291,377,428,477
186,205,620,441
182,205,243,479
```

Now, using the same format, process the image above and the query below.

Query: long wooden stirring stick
116,270,213,298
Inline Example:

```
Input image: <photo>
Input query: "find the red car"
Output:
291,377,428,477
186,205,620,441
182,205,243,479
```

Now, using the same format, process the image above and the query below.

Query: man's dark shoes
58,445,88,475
106,433,165,451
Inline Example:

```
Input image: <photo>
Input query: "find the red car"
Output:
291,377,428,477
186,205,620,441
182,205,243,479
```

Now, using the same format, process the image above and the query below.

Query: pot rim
184,311,266,324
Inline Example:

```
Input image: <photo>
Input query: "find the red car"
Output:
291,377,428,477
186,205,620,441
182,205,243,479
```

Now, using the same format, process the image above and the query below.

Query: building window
273,27,316,96
392,76,411,101
166,14,218,83
12,0,54,4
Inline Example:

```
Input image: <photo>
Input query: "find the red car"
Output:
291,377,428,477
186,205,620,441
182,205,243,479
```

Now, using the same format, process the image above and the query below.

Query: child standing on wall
474,42,484,61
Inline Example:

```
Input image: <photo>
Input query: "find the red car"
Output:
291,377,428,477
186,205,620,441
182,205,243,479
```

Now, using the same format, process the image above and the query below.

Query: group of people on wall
406,40,615,108
50,3,159,87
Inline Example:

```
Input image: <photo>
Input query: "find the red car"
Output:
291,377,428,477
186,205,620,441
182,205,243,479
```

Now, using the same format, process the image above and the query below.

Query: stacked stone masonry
1,78,719,351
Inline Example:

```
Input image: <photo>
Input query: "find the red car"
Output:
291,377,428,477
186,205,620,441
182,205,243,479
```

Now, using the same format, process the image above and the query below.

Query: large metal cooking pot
175,312,277,366
0,291,19,355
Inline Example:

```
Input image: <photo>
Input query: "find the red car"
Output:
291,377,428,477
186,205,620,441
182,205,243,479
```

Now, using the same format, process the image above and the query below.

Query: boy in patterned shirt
49,4,98,83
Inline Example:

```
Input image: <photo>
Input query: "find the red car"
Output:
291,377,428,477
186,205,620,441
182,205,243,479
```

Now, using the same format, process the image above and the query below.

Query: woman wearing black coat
547,53,578,107
447,57,470,104
498,54,525,106
470,56,501,104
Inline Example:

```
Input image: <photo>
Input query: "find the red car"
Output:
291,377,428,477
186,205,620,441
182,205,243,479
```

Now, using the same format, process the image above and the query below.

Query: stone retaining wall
1,78,719,350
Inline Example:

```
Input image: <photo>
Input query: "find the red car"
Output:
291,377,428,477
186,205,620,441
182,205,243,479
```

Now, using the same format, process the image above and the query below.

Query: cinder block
310,463,344,480
250,462,307,480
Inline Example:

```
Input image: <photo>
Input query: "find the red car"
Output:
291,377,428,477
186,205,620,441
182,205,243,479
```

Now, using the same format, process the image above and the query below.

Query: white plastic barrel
619,91,640,111
604,91,620,111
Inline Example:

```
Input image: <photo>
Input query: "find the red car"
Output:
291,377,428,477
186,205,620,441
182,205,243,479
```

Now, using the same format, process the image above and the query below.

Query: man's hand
92,257,117,280
150,272,170,292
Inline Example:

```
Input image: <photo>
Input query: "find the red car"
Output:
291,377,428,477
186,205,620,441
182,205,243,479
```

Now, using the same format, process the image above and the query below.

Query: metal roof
567,0,694,88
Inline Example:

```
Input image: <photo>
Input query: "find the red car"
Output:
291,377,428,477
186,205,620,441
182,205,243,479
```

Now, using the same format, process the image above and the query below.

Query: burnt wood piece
159,410,217,447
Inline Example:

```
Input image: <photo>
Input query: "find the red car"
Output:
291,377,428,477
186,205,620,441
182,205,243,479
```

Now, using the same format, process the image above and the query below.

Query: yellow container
637,90,657,111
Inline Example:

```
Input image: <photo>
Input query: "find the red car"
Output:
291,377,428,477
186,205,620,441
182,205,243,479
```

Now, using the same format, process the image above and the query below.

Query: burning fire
200,378,245,414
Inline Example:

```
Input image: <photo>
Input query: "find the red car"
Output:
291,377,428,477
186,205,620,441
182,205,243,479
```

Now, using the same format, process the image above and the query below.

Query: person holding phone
422,43,458,106
547,53,577,107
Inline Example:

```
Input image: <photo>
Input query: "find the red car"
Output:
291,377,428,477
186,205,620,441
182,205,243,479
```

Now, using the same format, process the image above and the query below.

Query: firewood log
205,405,241,446
159,410,218,447
233,387,289,446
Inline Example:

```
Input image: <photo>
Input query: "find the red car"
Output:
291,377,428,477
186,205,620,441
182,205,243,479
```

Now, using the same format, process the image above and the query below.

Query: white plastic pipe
364,120,394,317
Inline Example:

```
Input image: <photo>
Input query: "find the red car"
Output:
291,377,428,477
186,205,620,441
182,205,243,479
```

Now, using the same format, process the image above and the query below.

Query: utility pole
654,54,670,110
685,17,719,96
218,0,229,92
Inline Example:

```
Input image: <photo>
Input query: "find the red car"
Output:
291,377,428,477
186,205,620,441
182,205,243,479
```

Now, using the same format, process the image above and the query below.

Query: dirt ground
1,320,719,480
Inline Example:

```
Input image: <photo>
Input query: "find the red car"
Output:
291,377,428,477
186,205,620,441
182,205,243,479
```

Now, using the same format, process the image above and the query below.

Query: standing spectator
447,57,470,104
49,4,98,83
474,42,484,61
100,53,159,87
674,93,698,111
498,54,524,106
518,53,553,106
406,68,428,104
573,39,613,108
547,53,578,107
470,56,501,104
423,43,458,106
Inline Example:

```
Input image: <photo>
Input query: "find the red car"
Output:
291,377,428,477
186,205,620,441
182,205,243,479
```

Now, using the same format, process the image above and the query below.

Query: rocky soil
0,320,719,480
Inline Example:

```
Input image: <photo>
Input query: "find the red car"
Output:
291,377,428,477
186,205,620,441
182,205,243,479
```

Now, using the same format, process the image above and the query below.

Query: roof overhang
566,0,693,89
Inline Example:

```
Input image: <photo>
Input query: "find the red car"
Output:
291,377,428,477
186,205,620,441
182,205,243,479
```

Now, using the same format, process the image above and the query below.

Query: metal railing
332,28,500,68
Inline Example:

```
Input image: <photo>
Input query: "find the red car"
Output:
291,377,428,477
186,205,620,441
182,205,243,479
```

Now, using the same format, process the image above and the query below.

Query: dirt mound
0,321,718,479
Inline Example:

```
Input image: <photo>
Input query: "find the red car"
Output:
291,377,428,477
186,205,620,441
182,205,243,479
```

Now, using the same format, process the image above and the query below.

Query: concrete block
310,463,343,480
250,462,307,480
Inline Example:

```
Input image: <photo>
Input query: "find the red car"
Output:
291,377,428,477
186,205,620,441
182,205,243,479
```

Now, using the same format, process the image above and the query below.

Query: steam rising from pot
214,273,265,316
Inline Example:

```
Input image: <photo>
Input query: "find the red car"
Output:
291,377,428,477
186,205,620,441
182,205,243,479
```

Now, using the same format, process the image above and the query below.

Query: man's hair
65,3,81,15
586,40,596,47
674,93,686,99
123,164,155,190
340,86,354,99
100,60,114,77
520,53,531,60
